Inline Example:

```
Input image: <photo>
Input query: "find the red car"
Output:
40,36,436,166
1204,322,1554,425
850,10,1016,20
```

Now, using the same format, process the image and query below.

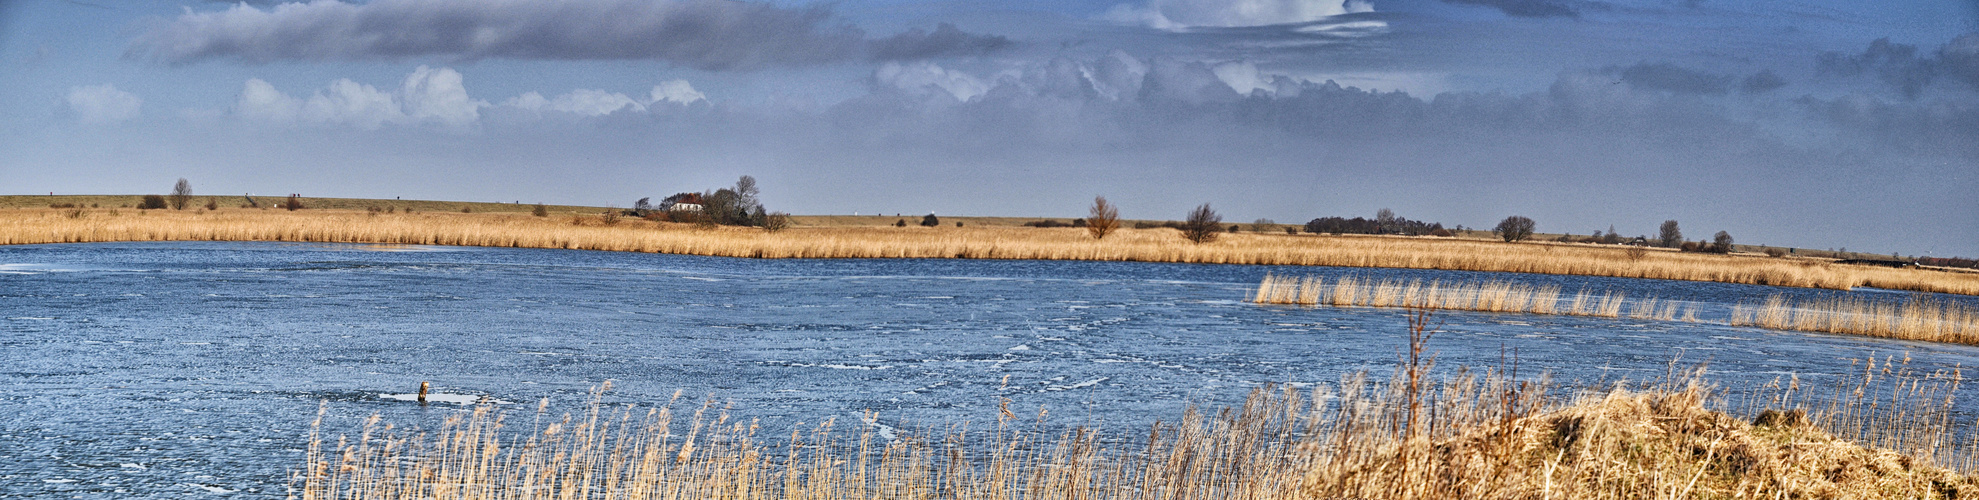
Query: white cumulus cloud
230,66,486,129
1103,0,1374,30
875,62,990,101
66,84,142,124
502,79,707,116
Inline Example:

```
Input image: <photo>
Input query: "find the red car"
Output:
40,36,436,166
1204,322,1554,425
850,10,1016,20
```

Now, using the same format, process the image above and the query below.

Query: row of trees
632,175,790,230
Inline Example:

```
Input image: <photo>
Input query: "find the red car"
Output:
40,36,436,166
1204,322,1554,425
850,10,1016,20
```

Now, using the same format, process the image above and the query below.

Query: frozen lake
5,241,1978,497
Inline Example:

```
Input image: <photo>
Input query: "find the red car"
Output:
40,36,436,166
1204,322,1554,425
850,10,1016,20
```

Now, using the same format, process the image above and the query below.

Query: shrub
1228,225,1241,233
762,212,792,232
1766,248,1787,258
532,203,548,217
460,206,472,213
285,194,303,211
138,195,168,209
1181,203,1222,244
1025,220,1071,228
1625,245,1648,261
894,219,907,227
1086,197,1119,239
1429,228,1453,237
955,221,963,227
921,214,940,227
600,207,622,226
1072,218,1087,227
48,203,75,208
1493,215,1535,242
204,198,218,210
1680,241,1701,252
1285,227,1299,235
64,207,86,219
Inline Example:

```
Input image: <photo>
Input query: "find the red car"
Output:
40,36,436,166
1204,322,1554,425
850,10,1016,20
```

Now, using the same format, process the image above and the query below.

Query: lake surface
6,241,1979,498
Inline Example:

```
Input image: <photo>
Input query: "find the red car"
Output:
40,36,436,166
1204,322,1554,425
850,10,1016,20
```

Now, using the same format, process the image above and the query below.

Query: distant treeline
1303,213,1451,237
1920,257,1979,270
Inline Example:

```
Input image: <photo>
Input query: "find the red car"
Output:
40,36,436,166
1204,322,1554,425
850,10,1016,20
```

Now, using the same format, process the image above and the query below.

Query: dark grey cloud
870,23,1012,61
130,0,1011,70
1740,69,1787,93
1817,33,1979,98
1606,62,1732,94
1439,0,1582,19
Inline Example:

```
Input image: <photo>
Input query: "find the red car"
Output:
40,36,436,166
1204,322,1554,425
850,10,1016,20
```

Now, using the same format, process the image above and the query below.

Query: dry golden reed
294,359,1979,499
6,208,1978,296
1255,274,1979,346
1731,293,1979,345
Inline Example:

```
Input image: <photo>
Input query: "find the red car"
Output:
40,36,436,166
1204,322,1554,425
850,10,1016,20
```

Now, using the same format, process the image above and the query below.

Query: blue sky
2,0,1976,256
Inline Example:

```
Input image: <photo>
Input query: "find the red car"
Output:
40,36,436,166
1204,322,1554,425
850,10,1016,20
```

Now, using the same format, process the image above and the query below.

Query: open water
5,241,1979,497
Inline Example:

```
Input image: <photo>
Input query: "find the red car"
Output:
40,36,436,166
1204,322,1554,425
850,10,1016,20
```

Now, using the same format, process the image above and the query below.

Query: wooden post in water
418,381,429,404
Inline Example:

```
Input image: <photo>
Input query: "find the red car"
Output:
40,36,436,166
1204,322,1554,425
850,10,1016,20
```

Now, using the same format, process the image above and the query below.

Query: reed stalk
295,354,1979,499
1252,274,1978,346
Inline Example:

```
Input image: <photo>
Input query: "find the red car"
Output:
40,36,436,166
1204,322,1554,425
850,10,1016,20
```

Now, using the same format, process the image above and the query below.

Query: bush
762,212,792,232
600,207,622,226
1765,248,1787,258
1181,203,1222,244
138,195,168,210
532,203,548,217
460,206,472,213
921,214,940,227
204,199,218,210
285,194,304,211
1087,196,1119,240
894,219,907,227
1429,228,1453,237
1680,241,1701,252
1285,227,1299,235
1025,220,1072,228
1493,216,1535,242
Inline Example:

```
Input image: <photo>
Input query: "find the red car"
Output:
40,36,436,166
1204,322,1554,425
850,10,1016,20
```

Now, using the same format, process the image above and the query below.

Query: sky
1,0,1976,257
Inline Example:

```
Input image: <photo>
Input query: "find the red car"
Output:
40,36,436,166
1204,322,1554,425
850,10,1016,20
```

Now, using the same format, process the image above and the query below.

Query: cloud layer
232,66,484,129
132,0,1010,70
65,84,142,124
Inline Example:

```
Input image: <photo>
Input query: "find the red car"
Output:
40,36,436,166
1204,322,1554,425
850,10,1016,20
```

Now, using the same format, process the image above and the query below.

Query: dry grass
1254,273,1684,320
1254,273,1979,346
293,346,1979,499
6,207,1979,296
1731,294,1979,345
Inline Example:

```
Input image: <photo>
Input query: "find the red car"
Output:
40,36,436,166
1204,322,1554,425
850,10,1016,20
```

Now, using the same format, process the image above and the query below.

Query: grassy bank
1252,274,1979,345
295,353,1979,499
5,206,1978,297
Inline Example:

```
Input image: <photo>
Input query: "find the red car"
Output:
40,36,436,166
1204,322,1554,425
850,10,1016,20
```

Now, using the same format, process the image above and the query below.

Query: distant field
3,197,1976,296
1,194,602,215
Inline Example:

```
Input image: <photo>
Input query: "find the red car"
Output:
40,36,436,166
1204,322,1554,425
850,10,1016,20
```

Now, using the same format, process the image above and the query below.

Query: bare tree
1376,208,1396,234
1181,203,1222,244
1712,230,1734,253
1658,220,1683,248
169,178,193,210
1087,196,1120,240
1493,215,1535,243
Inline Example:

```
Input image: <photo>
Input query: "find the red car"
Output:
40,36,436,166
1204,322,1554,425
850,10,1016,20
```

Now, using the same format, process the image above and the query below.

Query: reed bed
1731,293,1979,345
294,355,1979,499
1253,273,1657,320
1255,273,1979,346
6,207,1979,296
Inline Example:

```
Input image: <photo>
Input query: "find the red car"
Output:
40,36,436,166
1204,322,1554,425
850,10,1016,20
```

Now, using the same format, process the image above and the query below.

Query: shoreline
5,207,1978,296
